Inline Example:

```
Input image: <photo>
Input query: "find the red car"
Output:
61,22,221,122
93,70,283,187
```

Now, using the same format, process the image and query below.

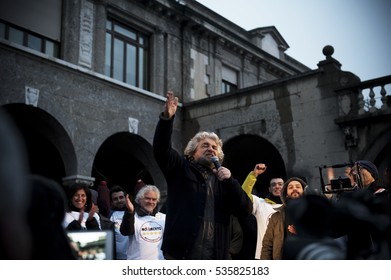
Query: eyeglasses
270,182,284,187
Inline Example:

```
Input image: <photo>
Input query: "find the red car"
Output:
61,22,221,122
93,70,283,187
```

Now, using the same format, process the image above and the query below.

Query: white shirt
126,212,166,260
252,195,282,259
63,211,101,230
110,210,129,260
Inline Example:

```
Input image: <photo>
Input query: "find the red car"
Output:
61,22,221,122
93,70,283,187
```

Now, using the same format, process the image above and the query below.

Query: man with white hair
120,184,166,260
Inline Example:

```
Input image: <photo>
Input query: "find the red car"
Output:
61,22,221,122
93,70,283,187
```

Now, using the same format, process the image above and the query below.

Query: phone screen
66,230,114,260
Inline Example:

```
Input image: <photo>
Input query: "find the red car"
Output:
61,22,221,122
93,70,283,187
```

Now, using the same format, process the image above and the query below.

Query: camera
318,163,356,194
330,177,352,191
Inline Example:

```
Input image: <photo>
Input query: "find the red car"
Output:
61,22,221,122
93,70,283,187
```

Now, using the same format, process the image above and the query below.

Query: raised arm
120,194,135,236
242,163,267,202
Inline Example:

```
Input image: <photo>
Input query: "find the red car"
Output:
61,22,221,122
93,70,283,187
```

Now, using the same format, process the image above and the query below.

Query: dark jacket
153,115,252,259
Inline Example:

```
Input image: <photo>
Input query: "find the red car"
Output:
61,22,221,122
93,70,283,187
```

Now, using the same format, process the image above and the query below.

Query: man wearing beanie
351,160,386,195
342,160,389,259
260,177,306,259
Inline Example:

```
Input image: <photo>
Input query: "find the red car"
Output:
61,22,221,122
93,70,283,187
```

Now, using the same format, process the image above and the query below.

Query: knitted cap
356,160,378,180
281,177,307,205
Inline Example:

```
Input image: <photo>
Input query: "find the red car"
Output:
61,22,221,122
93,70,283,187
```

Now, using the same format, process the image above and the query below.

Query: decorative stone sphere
323,45,334,57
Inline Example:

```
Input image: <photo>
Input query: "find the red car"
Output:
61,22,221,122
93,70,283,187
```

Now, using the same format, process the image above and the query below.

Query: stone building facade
1,0,390,199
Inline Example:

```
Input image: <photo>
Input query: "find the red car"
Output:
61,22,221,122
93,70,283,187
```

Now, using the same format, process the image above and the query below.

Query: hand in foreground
163,91,179,119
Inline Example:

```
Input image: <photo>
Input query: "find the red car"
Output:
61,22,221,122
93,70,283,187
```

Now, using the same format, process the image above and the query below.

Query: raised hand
253,163,267,177
163,91,179,119
125,194,135,213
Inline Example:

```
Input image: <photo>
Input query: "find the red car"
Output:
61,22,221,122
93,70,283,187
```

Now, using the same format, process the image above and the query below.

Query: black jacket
153,115,252,259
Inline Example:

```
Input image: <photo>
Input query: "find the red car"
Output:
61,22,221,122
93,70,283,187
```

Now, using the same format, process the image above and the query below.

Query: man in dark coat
153,91,252,260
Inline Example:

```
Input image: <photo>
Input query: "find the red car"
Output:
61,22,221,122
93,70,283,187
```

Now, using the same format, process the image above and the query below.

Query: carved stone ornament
128,117,139,134
25,86,39,107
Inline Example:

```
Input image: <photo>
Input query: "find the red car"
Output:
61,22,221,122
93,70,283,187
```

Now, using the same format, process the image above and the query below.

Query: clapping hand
87,203,99,221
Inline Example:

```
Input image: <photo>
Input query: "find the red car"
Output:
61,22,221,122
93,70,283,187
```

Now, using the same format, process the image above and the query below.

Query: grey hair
135,184,161,204
184,131,224,162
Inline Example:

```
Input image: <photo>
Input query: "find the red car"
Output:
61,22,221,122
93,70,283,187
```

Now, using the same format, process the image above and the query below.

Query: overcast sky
196,0,391,81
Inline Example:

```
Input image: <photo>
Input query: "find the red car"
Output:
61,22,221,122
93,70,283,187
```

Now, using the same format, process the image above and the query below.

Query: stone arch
91,132,167,201
222,134,286,197
3,103,77,186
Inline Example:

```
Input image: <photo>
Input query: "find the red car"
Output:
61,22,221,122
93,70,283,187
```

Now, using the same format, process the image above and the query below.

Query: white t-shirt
126,212,166,260
110,210,129,260
252,195,282,259
63,211,101,230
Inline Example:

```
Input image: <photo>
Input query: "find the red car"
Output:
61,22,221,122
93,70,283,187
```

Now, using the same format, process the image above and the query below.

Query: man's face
350,166,375,188
286,180,304,199
139,191,158,213
111,191,126,209
269,178,284,196
193,138,218,163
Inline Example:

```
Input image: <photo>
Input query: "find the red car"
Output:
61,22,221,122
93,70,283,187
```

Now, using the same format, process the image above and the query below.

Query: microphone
211,156,221,170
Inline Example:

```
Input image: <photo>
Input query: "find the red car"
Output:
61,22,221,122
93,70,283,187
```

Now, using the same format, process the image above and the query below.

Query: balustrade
337,75,391,117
